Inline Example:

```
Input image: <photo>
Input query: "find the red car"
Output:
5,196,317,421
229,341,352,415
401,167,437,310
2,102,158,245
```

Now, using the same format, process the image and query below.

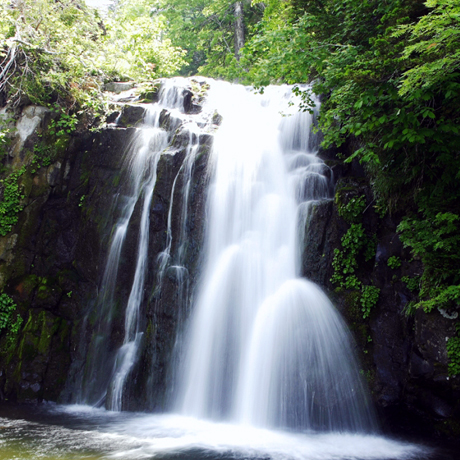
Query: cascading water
155,124,202,296
174,82,376,432
76,78,376,431
76,79,212,409
0,78,430,460
76,105,169,407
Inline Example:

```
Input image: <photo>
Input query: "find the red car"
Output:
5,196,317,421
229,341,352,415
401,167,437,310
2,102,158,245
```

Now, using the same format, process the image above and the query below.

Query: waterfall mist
174,82,376,432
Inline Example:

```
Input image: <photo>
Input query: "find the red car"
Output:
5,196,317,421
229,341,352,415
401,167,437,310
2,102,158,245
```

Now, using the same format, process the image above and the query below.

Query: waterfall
76,105,168,407
75,78,376,434
174,82,376,432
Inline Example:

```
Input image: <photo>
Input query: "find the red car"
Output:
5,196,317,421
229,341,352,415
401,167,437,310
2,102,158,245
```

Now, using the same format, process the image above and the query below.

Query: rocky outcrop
0,80,212,406
302,154,460,441
0,119,131,402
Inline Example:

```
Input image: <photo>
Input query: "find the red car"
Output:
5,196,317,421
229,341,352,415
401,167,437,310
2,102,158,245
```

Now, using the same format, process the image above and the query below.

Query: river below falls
0,403,455,460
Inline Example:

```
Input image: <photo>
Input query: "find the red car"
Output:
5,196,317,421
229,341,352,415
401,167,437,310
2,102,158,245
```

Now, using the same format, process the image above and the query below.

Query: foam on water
0,405,432,460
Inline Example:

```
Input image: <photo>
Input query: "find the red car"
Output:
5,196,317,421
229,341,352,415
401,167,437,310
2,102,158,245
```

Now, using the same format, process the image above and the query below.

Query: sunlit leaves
0,0,185,108
157,0,264,77
104,2,186,80
396,0,460,92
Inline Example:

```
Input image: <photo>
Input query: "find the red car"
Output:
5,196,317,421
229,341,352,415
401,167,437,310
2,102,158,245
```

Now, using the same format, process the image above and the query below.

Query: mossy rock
119,105,146,127
35,278,63,307
344,289,363,320
3,309,71,401
138,90,159,103
14,274,39,299
18,310,61,357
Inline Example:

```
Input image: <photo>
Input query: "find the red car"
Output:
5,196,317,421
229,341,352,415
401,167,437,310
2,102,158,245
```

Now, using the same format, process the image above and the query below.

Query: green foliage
0,293,22,340
31,143,53,174
361,285,380,319
332,190,376,292
331,187,378,318
447,337,460,376
0,127,6,156
30,106,79,174
0,0,185,110
337,195,366,224
9,312,23,337
396,0,460,98
402,275,421,293
398,213,460,263
105,0,186,79
447,324,460,376
398,212,460,313
0,166,26,236
48,111,78,138
387,256,402,269
417,285,460,314
0,293,15,331
0,116,15,164
331,223,371,289
446,323,460,376
158,0,264,77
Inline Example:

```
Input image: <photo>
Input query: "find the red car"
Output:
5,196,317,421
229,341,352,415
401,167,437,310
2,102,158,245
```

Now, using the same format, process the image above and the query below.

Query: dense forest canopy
1,0,460,372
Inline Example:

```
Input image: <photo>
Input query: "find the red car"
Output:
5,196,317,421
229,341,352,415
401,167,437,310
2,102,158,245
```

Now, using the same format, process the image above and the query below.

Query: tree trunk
234,2,244,60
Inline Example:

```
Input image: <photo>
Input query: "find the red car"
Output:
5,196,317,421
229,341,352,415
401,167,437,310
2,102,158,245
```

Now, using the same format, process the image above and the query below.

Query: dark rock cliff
0,122,131,402
303,150,460,442
0,82,211,408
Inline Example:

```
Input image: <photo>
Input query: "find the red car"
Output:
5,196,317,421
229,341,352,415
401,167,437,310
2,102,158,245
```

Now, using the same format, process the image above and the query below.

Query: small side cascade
77,104,169,407
74,78,216,409
107,125,161,410
155,125,203,296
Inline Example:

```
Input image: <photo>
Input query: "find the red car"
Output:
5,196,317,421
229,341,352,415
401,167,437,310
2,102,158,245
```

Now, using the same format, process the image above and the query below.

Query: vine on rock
0,293,23,342
447,333,460,377
331,190,379,318
361,285,381,319
0,166,26,236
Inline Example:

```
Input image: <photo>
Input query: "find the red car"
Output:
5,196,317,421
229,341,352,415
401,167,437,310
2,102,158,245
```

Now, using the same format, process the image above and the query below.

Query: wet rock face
0,122,132,402
0,76,215,406
302,158,460,440
302,200,339,287
118,105,146,128
125,131,212,412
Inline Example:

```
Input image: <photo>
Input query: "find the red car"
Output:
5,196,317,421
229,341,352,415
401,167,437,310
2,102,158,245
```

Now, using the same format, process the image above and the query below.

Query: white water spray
175,82,375,432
